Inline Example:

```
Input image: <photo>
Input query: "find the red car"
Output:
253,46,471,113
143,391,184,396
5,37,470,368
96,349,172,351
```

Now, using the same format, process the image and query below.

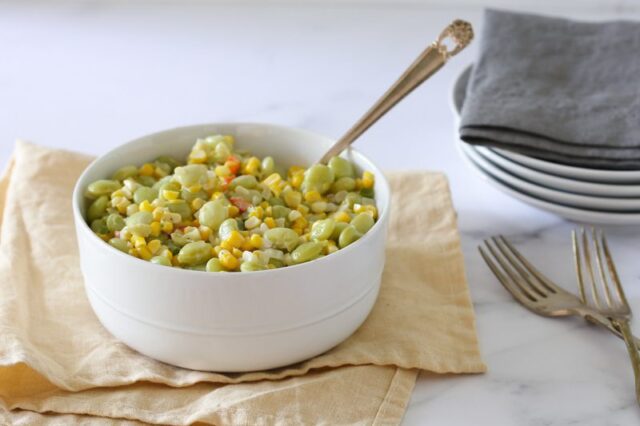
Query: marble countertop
2,2,640,424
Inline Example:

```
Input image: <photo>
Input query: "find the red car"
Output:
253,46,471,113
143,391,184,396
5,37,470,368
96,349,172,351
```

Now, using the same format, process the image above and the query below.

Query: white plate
455,142,640,225
452,65,640,184
474,146,640,198
461,142,640,211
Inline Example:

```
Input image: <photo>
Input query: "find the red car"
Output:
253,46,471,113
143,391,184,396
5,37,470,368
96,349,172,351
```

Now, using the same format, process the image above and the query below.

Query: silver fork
479,236,640,348
573,227,640,404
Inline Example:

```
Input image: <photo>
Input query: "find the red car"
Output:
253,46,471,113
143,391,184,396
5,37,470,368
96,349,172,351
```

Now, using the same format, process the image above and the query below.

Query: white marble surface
2,1,640,424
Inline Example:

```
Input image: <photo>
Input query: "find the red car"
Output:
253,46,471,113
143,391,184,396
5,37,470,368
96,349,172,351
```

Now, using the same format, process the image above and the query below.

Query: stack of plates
452,67,640,225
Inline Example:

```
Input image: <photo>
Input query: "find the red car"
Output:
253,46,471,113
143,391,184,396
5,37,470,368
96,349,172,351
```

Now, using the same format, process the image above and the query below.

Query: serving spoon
319,19,474,163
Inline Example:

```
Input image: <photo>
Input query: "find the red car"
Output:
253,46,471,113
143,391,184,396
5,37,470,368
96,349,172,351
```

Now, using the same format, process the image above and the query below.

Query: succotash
84,135,377,272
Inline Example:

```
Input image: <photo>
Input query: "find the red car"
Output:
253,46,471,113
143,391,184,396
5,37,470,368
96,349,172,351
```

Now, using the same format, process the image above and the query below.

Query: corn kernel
248,206,264,220
228,205,240,218
211,191,224,200
219,250,239,270
224,230,244,249
215,165,231,177
245,216,261,229
162,189,179,200
354,204,378,219
297,204,310,215
362,171,375,189
126,204,139,216
243,157,261,175
152,208,164,221
355,178,363,190
213,245,223,256
189,149,207,164
191,198,205,211
128,248,138,257
290,173,303,189
283,190,302,208
232,248,243,258
263,217,276,228
304,190,321,203
263,173,282,187
334,211,351,223
241,239,254,251
288,166,305,177
161,221,174,233
153,167,168,179
147,239,162,254
149,221,161,237
137,246,152,260
199,226,211,240
250,234,264,249
139,163,154,176
139,200,153,212
131,235,146,248
159,248,173,259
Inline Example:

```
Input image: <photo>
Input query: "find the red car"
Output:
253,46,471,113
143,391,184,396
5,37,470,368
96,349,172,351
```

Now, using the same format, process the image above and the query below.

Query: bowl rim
72,122,391,278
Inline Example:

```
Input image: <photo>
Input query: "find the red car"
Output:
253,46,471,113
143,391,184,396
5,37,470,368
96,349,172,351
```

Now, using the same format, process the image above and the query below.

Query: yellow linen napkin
0,141,485,425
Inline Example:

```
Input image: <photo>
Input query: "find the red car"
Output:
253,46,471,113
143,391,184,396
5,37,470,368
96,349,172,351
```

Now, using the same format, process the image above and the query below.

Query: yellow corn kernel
111,189,126,199
211,191,224,200
128,248,138,257
215,165,231,177
131,235,146,248
171,256,180,266
334,211,350,223
224,230,244,248
137,246,153,260
288,166,305,177
153,167,168,179
362,171,375,189
294,217,308,229
304,190,321,203
263,217,276,229
263,172,282,186
149,221,161,237
292,226,304,235
189,149,207,164
162,189,179,200
213,245,223,256
232,248,243,258
159,248,173,259
219,249,239,270
199,225,212,240
139,163,155,176
139,200,153,212
354,204,378,219
161,220,174,233
248,206,264,220
355,178,363,190
290,173,303,189
191,198,205,211
264,206,273,217
283,190,302,208
297,204,310,215
250,234,264,249
147,239,162,254
243,157,261,175
152,208,164,221
186,184,201,194
228,205,240,218
241,239,254,251
326,240,339,255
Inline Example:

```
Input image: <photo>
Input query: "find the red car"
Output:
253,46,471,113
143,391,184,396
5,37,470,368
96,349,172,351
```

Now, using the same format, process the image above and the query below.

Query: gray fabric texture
460,9,640,169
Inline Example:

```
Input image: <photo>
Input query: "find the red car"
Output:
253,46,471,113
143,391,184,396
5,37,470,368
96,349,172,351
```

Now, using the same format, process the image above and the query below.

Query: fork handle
584,314,640,351
613,319,640,405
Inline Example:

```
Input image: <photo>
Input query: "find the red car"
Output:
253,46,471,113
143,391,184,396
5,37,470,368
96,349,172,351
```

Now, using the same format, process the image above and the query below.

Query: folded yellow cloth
0,142,485,425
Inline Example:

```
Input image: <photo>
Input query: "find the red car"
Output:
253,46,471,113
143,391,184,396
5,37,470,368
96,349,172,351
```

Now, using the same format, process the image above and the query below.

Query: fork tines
479,236,559,304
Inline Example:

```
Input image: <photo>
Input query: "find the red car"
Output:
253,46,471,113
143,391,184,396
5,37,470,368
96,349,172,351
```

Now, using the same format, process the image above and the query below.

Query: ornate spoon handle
319,20,474,163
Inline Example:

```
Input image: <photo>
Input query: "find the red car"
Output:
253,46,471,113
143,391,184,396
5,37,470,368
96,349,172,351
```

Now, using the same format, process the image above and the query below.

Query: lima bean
311,218,335,241
177,241,213,266
291,241,323,264
87,195,109,222
350,213,374,234
87,180,121,197
111,165,138,181
108,238,129,253
302,164,334,194
328,156,354,179
133,187,158,204
338,225,361,248
106,213,126,232
151,256,172,267
206,258,223,272
198,200,228,230
264,227,300,252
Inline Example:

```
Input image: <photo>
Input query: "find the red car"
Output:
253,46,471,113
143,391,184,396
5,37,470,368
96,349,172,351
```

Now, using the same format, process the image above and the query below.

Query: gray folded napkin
459,9,640,170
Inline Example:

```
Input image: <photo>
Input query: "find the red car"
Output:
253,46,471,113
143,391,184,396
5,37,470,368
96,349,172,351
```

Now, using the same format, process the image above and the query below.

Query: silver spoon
319,20,474,163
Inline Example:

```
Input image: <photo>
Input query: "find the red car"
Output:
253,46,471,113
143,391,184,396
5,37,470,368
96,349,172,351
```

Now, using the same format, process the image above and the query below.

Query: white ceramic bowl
72,123,391,372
